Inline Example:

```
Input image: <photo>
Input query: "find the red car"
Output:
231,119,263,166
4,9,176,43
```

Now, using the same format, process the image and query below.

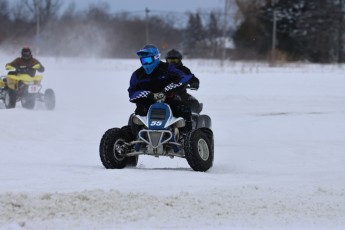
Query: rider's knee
135,104,149,116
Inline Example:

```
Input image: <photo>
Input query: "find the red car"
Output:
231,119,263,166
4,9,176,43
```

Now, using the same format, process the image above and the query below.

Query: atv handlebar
186,84,198,90
6,64,40,71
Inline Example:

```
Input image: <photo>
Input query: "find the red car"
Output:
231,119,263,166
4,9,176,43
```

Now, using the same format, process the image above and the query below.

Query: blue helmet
136,44,160,74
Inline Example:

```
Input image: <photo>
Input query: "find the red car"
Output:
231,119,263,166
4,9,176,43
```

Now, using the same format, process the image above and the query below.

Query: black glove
189,81,199,89
147,92,154,100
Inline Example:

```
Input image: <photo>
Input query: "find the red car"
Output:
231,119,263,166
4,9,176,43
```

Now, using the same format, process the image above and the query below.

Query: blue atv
99,92,213,172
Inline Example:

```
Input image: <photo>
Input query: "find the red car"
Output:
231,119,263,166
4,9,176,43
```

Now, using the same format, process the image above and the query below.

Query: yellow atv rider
2,47,44,88
0,47,54,110
6,47,44,74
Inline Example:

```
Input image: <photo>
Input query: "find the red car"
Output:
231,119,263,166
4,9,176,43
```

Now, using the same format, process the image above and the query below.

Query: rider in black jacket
165,49,202,113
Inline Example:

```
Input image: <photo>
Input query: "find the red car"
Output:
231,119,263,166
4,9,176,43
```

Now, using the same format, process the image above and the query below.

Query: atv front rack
126,129,183,157
138,130,172,148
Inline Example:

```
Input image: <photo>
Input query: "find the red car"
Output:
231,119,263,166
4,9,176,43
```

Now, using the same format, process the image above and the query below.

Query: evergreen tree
232,0,271,59
295,0,344,62
233,0,345,62
263,0,305,60
184,13,204,57
0,0,10,44
207,12,221,58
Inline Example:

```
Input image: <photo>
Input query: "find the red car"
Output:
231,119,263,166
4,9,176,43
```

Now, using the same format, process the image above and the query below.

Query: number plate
28,85,39,93
150,121,163,126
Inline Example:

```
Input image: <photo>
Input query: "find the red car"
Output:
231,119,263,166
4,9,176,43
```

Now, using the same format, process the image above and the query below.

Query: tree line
0,0,226,59
0,0,343,63
233,0,345,63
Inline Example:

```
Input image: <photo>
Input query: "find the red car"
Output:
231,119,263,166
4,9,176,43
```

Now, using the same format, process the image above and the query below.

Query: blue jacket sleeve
163,64,193,93
128,72,152,103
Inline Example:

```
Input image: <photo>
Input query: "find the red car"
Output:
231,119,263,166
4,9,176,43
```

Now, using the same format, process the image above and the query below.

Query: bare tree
23,0,61,23
0,0,10,43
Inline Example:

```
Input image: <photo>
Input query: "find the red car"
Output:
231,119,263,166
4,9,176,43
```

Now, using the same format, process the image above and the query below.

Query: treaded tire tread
44,88,56,110
5,89,16,109
99,128,128,169
21,93,36,109
184,129,214,172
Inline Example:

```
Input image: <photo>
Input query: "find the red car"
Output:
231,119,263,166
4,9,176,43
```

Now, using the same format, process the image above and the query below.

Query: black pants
178,92,201,113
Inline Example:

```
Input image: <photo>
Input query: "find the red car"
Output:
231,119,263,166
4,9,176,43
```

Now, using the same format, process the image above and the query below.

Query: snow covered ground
0,57,345,230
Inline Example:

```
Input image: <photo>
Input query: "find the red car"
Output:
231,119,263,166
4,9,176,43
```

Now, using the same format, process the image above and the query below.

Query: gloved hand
166,92,175,99
189,81,199,89
32,64,41,70
5,65,15,70
146,92,154,100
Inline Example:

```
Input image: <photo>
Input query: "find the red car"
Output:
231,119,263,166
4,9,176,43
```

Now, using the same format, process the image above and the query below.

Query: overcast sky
62,0,225,13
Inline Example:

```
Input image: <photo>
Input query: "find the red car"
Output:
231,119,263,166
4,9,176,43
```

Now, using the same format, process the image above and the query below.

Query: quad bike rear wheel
4,89,17,109
184,129,214,172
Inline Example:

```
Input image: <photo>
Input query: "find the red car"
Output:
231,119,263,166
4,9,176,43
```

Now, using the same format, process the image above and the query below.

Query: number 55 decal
150,121,163,126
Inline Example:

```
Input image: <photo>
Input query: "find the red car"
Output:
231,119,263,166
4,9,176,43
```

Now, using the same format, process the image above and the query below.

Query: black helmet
166,49,182,59
21,47,32,60
165,49,182,65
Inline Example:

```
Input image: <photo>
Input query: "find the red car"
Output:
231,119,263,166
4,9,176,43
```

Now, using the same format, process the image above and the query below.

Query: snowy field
0,56,345,230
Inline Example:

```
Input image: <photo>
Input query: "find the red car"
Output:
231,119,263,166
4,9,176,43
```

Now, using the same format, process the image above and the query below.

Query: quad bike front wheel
184,129,214,172
4,89,17,109
44,88,55,110
99,126,137,169
21,93,36,109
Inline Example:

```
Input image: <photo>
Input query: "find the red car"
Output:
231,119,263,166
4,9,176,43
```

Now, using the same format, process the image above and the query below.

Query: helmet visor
140,56,157,65
22,50,31,59
166,58,180,64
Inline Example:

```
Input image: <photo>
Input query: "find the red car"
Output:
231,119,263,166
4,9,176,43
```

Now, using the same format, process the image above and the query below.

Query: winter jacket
128,61,193,103
175,64,199,94
6,57,44,77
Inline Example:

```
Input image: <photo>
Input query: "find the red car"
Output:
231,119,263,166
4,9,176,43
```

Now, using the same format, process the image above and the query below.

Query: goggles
166,58,180,64
140,54,160,65
140,56,155,65
22,51,32,60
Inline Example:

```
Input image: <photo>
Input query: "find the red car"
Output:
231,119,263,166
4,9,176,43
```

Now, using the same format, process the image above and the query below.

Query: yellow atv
0,64,55,110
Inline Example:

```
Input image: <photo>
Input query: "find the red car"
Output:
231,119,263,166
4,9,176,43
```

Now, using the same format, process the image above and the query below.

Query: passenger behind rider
128,44,194,133
165,49,202,113
5,47,45,78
